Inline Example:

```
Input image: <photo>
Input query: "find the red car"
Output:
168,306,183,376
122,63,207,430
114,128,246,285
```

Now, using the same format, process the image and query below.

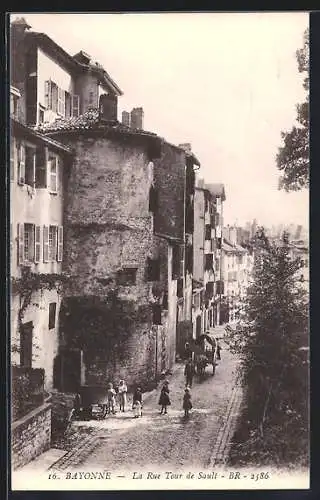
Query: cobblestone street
51,334,243,472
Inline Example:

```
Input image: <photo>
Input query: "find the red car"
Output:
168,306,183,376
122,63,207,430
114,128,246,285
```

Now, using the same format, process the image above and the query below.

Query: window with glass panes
49,156,58,192
48,226,57,261
24,224,35,262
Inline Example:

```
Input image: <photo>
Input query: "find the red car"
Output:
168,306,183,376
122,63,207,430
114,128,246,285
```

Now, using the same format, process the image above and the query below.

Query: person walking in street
184,359,195,388
118,379,127,412
158,380,171,415
183,386,192,418
132,386,143,418
107,382,117,415
216,339,222,361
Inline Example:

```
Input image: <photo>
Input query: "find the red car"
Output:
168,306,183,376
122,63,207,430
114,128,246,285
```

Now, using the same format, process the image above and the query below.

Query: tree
276,29,309,192
228,228,309,466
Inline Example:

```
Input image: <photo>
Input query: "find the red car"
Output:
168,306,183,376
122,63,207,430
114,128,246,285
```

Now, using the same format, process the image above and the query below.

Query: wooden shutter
57,226,63,262
17,143,25,185
65,92,71,117
72,95,80,117
17,223,24,264
51,83,58,113
34,226,41,263
43,225,49,262
44,80,52,109
58,87,65,115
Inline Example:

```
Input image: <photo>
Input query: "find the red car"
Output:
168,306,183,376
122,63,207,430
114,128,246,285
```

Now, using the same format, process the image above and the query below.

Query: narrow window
205,254,213,271
48,303,57,330
17,223,24,264
17,143,25,185
116,268,137,286
25,146,36,187
49,156,58,193
35,146,47,188
72,95,80,117
149,184,158,213
48,225,57,261
24,223,35,262
205,225,211,240
65,91,71,117
43,225,49,262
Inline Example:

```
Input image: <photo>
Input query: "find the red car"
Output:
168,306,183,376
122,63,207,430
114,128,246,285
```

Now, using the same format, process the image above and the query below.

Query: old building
35,105,199,390
190,180,226,339
221,226,253,323
10,20,75,465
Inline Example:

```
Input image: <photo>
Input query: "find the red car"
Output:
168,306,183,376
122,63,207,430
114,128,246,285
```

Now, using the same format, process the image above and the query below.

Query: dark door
59,348,82,392
20,321,33,368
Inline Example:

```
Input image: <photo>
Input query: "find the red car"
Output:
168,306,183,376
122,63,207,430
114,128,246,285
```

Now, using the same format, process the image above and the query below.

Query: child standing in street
107,382,117,414
132,387,143,418
158,380,171,415
118,379,127,412
183,387,192,418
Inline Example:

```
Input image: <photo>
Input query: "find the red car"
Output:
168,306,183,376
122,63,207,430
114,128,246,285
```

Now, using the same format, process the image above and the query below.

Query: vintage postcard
9,11,309,491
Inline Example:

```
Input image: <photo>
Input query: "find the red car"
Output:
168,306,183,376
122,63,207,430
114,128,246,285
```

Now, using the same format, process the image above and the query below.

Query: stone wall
11,401,51,470
52,131,178,389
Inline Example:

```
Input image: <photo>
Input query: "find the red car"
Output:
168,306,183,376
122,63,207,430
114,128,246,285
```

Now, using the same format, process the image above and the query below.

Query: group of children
73,374,194,421
158,380,192,418
104,380,143,418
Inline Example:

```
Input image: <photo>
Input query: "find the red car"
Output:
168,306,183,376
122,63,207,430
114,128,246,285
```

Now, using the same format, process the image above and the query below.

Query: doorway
20,321,33,368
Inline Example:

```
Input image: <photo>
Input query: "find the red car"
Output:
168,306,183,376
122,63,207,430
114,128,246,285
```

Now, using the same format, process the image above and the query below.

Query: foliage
227,228,309,467
60,290,151,362
276,29,309,192
11,268,67,353
12,366,45,421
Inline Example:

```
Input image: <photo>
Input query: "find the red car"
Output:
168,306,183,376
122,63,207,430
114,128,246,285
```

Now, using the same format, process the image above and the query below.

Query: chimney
99,93,118,122
73,50,91,65
130,107,144,129
178,143,192,154
122,111,130,127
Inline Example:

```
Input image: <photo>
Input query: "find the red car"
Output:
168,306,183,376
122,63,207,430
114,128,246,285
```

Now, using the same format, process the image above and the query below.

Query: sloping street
51,334,243,472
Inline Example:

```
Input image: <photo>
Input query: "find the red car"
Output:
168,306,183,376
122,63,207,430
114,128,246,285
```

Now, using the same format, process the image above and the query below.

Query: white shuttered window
57,226,63,262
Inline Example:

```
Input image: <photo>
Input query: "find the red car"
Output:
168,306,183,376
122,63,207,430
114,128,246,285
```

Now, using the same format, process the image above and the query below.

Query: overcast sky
14,12,309,228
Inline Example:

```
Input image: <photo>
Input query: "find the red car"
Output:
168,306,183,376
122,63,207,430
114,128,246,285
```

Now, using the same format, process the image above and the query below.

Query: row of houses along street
10,17,254,471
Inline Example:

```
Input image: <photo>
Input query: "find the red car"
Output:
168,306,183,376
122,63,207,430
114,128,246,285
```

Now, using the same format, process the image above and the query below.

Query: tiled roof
35,108,158,138
11,118,73,154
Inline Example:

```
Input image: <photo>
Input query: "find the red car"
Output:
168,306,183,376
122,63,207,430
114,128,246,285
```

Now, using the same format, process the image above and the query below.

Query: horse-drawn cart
191,334,219,378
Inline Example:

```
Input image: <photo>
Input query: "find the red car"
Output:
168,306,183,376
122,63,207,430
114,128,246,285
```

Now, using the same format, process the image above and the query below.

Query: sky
14,12,309,228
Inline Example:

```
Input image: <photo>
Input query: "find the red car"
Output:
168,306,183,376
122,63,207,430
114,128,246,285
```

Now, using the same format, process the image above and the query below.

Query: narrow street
52,334,243,472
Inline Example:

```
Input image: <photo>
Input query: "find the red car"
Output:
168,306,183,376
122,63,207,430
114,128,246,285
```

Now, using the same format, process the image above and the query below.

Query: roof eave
11,118,73,154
